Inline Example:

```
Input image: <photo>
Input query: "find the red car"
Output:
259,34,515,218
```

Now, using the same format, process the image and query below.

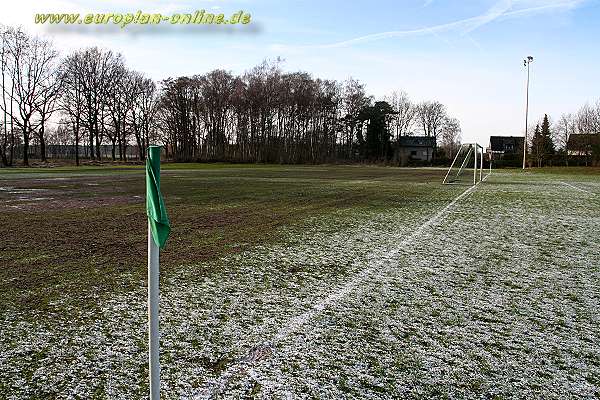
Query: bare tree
386,90,415,140
576,103,599,135
158,77,198,162
440,116,461,159
196,69,235,160
0,28,58,166
70,47,123,160
60,52,87,165
139,77,160,149
0,25,15,166
416,100,447,158
103,61,131,161
128,71,159,160
573,103,600,165
342,78,371,159
555,113,576,166
33,56,62,162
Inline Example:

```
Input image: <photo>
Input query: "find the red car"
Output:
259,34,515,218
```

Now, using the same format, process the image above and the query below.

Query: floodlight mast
523,56,533,170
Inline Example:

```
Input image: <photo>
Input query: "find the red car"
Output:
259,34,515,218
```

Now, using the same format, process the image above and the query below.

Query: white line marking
273,184,479,342
560,181,595,195
198,181,482,398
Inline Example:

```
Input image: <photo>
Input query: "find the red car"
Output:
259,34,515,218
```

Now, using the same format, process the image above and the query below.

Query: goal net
443,143,485,185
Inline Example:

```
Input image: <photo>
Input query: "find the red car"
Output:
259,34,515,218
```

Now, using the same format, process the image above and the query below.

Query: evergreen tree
540,114,555,164
357,101,395,160
530,124,543,167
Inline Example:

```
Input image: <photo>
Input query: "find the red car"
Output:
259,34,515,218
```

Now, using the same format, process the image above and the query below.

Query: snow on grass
0,171,598,398
213,172,599,399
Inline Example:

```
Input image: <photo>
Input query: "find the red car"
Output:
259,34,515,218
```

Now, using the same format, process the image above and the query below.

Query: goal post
443,143,486,185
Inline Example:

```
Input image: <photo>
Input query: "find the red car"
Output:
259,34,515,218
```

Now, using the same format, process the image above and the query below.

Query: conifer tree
540,114,555,164
531,124,543,167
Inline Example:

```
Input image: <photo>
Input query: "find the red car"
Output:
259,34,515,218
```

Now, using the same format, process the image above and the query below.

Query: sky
3,0,600,145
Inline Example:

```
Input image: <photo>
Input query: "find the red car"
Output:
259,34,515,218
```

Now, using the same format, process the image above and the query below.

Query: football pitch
0,165,599,399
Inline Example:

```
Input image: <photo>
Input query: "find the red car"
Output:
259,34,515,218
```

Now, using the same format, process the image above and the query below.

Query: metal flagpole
147,150,161,400
148,224,160,400
146,145,170,400
523,56,533,170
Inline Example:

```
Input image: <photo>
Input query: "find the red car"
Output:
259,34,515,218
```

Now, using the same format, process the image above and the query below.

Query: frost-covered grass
0,167,599,399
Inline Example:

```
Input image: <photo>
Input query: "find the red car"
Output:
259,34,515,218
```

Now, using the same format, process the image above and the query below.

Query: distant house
397,136,436,165
567,134,600,156
488,136,524,157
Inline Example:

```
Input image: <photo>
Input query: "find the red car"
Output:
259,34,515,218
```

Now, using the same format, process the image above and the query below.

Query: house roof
489,136,524,152
567,134,600,150
398,136,436,147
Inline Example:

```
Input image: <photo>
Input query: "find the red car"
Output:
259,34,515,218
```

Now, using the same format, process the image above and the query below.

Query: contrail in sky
272,0,585,50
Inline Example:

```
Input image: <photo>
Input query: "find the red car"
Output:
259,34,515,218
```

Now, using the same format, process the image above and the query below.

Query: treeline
0,26,462,167
528,102,600,167
158,62,461,163
0,26,156,166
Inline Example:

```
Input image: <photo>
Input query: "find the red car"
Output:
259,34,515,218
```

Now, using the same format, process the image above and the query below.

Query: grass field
0,164,599,399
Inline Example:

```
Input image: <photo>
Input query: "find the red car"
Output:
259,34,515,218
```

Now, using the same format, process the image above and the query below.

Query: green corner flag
146,146,170,249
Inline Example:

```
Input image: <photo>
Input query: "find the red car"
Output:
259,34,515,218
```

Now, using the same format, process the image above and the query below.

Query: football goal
443,143,486,185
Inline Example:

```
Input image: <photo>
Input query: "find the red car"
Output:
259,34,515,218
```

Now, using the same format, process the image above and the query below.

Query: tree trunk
117,133,123,161
75,136,80,166
73,120,80,166
95,130,101,160
23,133,29,166
0,145,7,167
135,134,143,161
40,134,47,162
9,129,14,166
89,131,95,160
